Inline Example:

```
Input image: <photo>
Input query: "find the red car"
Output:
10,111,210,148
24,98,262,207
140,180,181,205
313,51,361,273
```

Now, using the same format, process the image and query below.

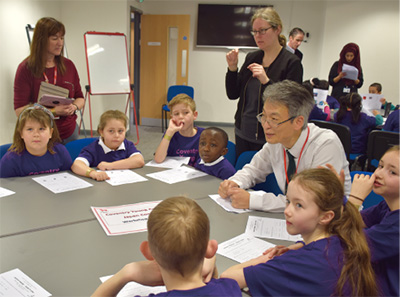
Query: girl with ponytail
221,168,378,297
335,92,380,154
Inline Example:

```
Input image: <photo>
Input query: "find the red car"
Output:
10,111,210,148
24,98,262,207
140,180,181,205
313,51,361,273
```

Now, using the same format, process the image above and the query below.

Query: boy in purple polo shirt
92,196,242,297
71,110,144,181
154,94,203,166
195,127,236,180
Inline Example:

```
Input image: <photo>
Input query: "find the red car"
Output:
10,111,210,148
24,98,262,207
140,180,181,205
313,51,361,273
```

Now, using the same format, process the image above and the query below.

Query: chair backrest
167,85,194,102
310,120,351,161
350,171,384,209
65,137,98,160
235,151,257,171
225,141,236,167
366,130,399,172
0,143,12,160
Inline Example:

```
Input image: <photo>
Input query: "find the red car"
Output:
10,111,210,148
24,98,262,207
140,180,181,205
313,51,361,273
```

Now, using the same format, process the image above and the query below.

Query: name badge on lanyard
343,86,351,93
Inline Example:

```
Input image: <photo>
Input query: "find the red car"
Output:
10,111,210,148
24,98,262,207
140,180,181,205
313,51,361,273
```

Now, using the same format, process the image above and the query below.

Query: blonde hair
293,168,378,297
251,7,286,46
10,105,61,154
168,94,196,112
147,196,209,277
97,110,128,133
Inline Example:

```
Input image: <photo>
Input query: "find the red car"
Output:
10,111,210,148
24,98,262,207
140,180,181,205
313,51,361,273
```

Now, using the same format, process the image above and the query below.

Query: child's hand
90,170,110,181
202,255,217,283
123,261,163,286
226,187,250,209
351,173,375,200
262,245,289,259
97,161,112,171
167,119,183,134
218,180,239,199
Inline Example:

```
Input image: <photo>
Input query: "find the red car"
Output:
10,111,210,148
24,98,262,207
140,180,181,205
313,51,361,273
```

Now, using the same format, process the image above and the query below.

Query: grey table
0,166,222,237
0,166,291,296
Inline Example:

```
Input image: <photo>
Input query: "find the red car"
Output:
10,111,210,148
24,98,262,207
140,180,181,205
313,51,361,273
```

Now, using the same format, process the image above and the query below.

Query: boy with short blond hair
154,94,204,166
92,196,242,297
195,127,236,180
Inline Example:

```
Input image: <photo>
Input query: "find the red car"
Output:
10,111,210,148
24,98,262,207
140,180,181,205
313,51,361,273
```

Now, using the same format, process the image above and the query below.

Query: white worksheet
361,93,383,110
146,167,207,184
100,275,166,297
0,187,15,198
0,268,51,297
342,63,359,81
91,200,161,236
217,233,275,263
245,216,302,242
145,156,190,169
208,194,251,214
313,88,329,110
104,170,148,186
32,172,93,193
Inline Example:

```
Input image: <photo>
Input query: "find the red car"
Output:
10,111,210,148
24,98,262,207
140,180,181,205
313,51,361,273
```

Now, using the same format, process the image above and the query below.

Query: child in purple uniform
221,168,378,297
154,94,203,166
347,146,399,296
0,104,72,178
71,110,144,181
92,196,242,297
335,93,379,154
194,127,236,180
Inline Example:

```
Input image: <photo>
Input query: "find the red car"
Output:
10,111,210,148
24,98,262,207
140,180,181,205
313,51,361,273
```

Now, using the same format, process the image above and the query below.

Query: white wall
1,0,398,145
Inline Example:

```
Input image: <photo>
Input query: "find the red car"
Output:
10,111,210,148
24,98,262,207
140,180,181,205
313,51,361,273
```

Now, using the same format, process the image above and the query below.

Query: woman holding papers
221,168,378,297
328,43,364,101
14,17,85,144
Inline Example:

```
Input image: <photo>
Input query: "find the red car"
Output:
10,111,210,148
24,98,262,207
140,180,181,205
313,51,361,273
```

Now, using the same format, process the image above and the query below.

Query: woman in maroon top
14,17,85,143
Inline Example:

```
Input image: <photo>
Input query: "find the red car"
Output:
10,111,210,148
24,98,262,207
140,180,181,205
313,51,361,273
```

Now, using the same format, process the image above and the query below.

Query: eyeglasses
256,112,295,128
250,27,273,36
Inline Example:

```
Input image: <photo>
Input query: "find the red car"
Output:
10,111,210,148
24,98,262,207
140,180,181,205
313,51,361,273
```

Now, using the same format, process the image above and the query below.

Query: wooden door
140,15,190,125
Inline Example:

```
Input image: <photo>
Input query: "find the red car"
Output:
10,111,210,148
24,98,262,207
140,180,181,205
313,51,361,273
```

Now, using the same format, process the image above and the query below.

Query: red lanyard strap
43,66,57,85
283,126,310,185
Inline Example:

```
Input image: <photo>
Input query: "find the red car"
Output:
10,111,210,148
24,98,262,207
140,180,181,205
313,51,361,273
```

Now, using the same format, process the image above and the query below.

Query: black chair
365,130,399,172
310,120,352,162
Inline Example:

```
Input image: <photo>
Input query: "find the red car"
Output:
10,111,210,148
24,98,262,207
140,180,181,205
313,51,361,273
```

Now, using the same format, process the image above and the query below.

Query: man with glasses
219,80,351,212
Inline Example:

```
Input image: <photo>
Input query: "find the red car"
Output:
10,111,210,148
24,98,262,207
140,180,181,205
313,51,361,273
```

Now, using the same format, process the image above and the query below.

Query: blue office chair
235,151,257,171
350,171,384,209
225,141,236,167
161,85,194,132
235,150,282,195
65,137,98,160
0,143,12,160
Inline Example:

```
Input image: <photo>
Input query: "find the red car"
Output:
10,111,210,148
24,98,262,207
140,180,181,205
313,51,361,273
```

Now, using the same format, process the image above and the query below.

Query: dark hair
203,127,228,147
289,27,305,37
336,93,362,124
28,17,66,77
369,82,382,92
317,79,329,90
264,80,315,129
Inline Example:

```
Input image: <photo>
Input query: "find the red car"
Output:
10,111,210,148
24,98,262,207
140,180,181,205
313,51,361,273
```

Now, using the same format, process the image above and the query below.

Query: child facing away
91,196,242,297
221,168,378,297
71,110,144,181
334,93,380,154
154,94,204,167
194,127,236,180
0,104,72,178
346,145,399,296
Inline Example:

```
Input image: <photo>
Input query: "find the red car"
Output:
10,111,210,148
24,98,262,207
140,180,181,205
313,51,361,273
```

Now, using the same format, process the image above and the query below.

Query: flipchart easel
83,31,139,144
